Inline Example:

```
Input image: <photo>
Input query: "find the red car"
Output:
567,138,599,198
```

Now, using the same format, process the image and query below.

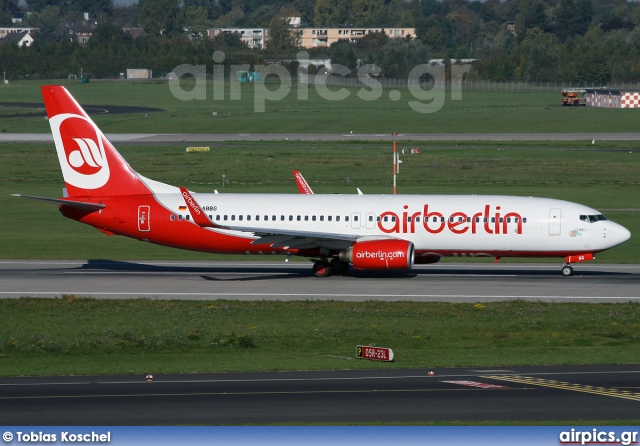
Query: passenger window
178,215,183,220
231,215,235,221
328,216,332,221
186,215,191,221
239,215,243,221
304,216,309,221
247,215,251,221
216,215,220,221
289,215,293,221
320,216,324,221
224,215,228,221
170,215,175,221
345,216,349,222
523,218,527,223
297,216,301,221
336,216,340,222
312,216,316,221
272,215,276,221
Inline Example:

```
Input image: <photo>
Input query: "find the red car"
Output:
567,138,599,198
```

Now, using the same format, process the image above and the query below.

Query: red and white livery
17,86,631,277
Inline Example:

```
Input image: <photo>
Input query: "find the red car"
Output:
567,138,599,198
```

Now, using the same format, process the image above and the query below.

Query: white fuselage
153,192,630,257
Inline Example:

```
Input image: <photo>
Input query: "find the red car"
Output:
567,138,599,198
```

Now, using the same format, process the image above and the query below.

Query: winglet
293,170,314,194
179,187,222,228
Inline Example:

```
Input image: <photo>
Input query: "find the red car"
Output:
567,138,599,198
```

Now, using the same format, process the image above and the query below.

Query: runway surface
0,260,639,302
3,132,640,143
0,365,638,424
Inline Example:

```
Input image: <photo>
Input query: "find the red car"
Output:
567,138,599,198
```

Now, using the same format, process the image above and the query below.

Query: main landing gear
312,258,349,277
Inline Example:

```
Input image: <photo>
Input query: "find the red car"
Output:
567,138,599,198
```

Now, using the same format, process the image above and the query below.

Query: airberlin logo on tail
49,113,110,190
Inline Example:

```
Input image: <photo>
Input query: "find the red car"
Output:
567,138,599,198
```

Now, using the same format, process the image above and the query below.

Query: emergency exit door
138,205,150,232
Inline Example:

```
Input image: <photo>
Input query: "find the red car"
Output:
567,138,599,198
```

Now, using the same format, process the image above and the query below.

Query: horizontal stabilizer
12,194,106,211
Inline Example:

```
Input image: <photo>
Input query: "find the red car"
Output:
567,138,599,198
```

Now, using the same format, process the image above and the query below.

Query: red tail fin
293,170,314,194
42,86,150,198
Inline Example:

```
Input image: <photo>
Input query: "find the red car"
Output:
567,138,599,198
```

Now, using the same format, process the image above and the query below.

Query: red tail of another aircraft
42,85,151,198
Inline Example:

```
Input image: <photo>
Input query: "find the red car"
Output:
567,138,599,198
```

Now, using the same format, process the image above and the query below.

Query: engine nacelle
339,240,415,270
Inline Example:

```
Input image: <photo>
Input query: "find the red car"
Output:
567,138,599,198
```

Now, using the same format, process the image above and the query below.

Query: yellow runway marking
481,375,640,402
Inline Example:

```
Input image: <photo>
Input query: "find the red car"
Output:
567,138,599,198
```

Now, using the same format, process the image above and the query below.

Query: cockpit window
581,214,608,223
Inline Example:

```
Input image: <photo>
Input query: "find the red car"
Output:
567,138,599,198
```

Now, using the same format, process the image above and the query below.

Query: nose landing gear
561,264,574,276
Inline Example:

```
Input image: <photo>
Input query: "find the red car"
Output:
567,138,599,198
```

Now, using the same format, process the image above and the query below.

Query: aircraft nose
610,222,631,247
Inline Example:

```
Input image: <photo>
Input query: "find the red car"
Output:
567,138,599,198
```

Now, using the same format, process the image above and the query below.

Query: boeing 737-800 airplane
15,86,631,277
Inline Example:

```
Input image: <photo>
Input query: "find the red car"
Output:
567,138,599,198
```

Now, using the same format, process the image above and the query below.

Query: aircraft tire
329,258,349,275
561,265,574,276
313,260,331,277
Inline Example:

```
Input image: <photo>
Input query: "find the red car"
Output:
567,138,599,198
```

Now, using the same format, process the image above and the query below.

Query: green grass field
2,79,640,134
1,298,638,377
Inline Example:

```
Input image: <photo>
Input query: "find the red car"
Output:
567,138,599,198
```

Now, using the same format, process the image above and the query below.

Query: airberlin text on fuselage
378,204,524,235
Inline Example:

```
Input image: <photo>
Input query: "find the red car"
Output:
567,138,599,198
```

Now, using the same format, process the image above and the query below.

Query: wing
179,187,398,251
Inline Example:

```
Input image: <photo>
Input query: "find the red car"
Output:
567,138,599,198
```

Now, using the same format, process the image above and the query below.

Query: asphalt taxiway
0,260,639,302
0,365,638,424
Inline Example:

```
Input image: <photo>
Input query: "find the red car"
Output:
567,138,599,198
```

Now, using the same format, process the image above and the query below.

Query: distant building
127,69,152,79
11,12,31,24
0,27,38,47
287,17,301,28
208,28,269,49
60,14,96,46
297,27,415,49
0,27,38,39
0,30,35,47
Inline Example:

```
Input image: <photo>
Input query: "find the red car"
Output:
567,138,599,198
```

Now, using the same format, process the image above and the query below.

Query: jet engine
339,240,415,270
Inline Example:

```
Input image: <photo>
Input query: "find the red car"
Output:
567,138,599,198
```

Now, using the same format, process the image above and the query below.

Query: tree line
2,0,640,83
